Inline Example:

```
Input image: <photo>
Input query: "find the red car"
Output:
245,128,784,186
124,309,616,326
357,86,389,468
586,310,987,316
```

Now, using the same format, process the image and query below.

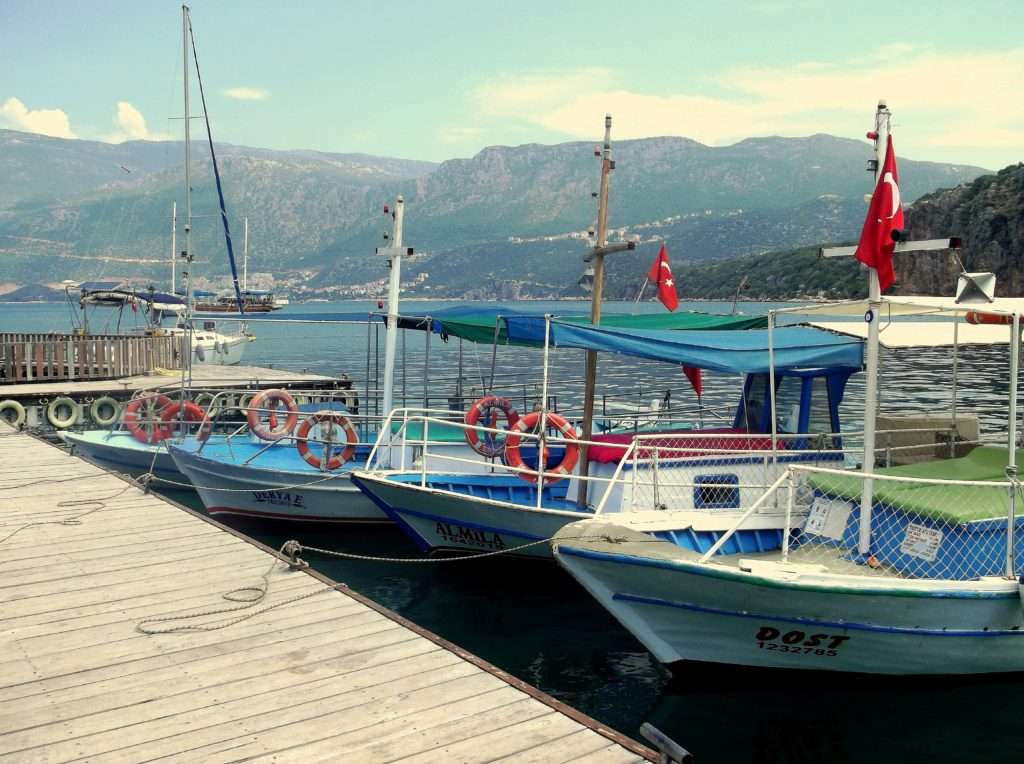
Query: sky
2,0,1023,170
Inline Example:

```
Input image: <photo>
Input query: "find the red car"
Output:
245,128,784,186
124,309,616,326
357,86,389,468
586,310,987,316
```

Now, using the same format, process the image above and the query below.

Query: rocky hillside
896,163,1024,296
0,129,989,294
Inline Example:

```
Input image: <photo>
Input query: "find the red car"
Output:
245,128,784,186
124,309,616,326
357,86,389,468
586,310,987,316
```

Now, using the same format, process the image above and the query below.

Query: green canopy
418,307,767,345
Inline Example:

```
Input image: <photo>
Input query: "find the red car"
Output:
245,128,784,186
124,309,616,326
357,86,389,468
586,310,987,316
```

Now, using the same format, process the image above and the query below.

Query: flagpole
858,99,890,556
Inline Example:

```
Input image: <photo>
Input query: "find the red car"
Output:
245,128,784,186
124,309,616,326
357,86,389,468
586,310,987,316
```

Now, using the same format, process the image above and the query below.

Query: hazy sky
2,0,1022,169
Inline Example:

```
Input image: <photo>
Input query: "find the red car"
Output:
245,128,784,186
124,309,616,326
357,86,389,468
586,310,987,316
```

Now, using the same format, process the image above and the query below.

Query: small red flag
854,135,904,292
683,366,702,398
647,243,679,312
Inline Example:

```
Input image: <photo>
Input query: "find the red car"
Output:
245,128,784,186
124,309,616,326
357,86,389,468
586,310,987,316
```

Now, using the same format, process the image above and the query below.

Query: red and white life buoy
246,389,299,441
966,310,1015,326
159,401,213,442
123,393,174,444
502,411,580,485
463,395,519,457
295,411,358,470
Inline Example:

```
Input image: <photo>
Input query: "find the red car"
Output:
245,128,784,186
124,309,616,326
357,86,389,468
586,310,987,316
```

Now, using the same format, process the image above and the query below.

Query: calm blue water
4,298,1020,762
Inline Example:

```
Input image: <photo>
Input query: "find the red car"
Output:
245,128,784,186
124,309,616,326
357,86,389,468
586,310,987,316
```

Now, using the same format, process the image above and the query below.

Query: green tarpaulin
427,309,766,345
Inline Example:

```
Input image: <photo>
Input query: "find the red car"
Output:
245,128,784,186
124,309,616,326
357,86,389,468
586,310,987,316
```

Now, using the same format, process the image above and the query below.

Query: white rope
0,483,135,545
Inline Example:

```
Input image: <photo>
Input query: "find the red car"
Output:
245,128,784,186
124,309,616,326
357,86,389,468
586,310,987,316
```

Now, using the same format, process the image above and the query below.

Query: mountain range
0,127,990,298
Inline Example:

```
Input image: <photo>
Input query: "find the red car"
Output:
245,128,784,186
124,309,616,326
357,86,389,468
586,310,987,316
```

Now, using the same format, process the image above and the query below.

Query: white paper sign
805,496,853,540
900,523,943,562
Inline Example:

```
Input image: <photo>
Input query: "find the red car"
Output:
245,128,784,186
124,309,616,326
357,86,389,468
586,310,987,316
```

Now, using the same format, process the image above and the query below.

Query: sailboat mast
170,201,177,294
182,4,194,382
243,216,248,292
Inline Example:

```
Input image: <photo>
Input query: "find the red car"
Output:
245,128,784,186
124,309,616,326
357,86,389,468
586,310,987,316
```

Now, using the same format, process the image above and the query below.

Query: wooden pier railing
0,333,183,383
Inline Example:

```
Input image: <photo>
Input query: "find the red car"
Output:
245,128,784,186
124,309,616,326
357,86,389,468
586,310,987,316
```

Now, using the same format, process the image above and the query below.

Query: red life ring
503,411,580,485
966,310,1014,326
295,411,358,470
246,389,299,441
159,401,213,442
463,395,520,457
123,393,174,444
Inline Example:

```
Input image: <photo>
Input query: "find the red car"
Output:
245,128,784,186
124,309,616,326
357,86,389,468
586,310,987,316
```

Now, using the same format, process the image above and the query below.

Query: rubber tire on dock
46,397,80,429
0,399,26,428
90,396,121,427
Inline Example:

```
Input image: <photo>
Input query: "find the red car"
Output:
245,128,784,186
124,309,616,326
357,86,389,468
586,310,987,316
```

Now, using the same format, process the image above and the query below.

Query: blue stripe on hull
611,592,1024,639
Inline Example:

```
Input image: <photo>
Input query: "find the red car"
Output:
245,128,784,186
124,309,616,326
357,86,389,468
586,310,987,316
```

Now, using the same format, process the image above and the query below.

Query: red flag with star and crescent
854,135,904,292
647,243,679,312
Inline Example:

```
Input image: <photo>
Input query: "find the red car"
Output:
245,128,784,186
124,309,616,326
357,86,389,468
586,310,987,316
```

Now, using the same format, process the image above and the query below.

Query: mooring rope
0,482,136,545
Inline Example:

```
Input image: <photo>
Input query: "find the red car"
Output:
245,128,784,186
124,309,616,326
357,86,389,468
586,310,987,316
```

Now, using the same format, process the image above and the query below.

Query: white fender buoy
46,397,80,429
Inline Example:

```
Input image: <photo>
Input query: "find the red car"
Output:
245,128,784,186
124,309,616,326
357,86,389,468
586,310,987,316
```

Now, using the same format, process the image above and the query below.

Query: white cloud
224,87,269,101
472,47,1024,166
438,126,483,144
104,101,169,143
0,97,76,138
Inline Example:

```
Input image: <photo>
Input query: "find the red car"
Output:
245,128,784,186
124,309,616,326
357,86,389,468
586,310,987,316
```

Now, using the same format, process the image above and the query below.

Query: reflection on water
6,299,1021,761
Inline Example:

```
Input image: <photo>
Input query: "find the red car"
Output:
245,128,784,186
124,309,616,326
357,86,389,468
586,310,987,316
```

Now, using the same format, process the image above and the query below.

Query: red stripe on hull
206,506,391,524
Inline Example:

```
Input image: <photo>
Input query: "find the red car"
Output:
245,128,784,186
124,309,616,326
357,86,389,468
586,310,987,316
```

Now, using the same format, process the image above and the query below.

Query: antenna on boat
378,196,414,466
577,114,637,506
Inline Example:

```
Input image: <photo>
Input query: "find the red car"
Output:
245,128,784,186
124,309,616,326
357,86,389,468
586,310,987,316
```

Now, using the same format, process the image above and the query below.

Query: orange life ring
966,310,1015,326
503,411,579,485
123,393,174,444
463,395,520,457
159,401,213,442
295,411,358,470
246,389,299,441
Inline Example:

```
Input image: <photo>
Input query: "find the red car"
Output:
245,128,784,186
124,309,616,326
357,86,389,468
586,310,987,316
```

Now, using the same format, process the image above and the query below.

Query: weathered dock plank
0,426,655,763
0,364,340,400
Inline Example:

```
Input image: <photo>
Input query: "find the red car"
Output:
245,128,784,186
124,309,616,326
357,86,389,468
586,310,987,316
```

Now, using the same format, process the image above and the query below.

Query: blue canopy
503,318,864,374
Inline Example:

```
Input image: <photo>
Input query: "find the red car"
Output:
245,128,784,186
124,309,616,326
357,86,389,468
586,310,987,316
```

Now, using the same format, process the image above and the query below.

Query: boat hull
350,471,591,558
60,430,188,485
169,441,382,522
553,522,1024,675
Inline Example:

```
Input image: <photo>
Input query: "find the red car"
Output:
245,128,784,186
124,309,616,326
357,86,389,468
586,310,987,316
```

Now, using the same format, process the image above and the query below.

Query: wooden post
577,115,635,506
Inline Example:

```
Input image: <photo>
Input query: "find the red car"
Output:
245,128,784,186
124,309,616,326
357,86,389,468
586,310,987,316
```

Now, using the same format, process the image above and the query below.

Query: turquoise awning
503,318,864,374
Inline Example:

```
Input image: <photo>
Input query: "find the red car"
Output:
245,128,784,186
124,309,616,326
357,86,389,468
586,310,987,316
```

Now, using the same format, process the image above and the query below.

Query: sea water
3,298,1018,762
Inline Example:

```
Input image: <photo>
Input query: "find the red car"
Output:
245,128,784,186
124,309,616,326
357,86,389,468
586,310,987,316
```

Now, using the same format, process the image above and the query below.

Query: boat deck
0,424,654,762
0,364,345,401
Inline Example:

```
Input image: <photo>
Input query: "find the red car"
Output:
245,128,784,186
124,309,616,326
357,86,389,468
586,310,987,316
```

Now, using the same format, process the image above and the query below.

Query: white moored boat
552,291,1024,675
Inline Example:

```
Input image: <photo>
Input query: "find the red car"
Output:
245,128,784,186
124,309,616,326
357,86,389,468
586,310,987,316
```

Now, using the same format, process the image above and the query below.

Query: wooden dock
0,364,346,401
0,426,655,763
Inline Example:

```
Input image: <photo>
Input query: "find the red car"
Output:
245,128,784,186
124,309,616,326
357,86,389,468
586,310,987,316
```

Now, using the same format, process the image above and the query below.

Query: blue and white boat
552,292,1024,675
62,429,186,485
351,316,865,559
168,413,482,522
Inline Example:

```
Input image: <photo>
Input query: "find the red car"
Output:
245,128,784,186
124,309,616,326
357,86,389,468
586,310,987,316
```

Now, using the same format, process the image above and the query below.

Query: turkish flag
647,243,679,312
683,366,702,398
854,135,904,292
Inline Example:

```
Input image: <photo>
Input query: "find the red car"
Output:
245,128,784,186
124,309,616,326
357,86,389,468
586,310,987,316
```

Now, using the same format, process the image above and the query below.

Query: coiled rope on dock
0,480,136,545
